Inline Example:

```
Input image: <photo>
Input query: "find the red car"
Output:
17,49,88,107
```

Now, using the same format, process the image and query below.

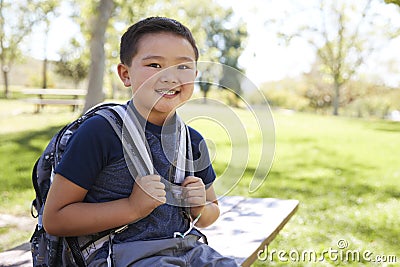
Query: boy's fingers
182,176,202,187
185,191,201,199
153,182,165,190
139,174,161,182
157,196,167,204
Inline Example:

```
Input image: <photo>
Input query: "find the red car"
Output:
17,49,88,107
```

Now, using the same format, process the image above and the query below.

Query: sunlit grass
0,100,79,210
251,112,400,266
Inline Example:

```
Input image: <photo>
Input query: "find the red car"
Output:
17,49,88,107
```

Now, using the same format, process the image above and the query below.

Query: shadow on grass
370,120,400,133
0,125,62,191
353,216,400,249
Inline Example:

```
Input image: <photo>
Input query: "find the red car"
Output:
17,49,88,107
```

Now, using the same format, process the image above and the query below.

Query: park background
1,0,400,266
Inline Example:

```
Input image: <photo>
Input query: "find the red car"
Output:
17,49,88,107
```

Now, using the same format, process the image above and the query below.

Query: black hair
120,17,199,65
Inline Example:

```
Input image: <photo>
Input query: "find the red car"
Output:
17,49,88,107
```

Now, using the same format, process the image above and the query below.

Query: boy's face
118,32,197,124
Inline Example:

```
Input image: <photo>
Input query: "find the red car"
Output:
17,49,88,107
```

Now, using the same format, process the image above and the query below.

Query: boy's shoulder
187,125,204,143
77,114,115,136
69,112,122,147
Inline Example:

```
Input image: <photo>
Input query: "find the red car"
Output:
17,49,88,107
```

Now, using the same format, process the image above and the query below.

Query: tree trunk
42,23,49,89
333,81,340,116
2,69,9,98
42,58,47,89
83,0,115,113
202,88,208,104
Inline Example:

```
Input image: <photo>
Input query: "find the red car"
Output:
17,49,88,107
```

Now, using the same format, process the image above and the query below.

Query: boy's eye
177,64,191,70
148,63,161,68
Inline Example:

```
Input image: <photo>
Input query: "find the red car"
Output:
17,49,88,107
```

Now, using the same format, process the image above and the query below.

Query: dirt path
0,214,34,266
0,213,36,232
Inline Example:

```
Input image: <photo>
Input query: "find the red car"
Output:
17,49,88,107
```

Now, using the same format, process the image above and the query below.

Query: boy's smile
155,88,179,96
154,86,181,98
118,32,198,125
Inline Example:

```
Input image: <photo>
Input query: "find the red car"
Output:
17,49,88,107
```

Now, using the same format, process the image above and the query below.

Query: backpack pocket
30,225,62,267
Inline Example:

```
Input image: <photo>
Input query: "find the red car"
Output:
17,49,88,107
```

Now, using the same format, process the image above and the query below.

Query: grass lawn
0,99,399,266
0,99,80,251
250,111,400,266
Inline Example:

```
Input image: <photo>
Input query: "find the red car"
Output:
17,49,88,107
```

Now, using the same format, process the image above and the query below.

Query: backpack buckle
114,224,128,234
30,200,38,218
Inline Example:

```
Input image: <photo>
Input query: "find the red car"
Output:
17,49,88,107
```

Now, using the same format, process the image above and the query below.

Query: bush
345,96,392,119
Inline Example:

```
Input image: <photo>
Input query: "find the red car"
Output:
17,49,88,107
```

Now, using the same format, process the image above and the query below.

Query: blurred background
1,0,400,118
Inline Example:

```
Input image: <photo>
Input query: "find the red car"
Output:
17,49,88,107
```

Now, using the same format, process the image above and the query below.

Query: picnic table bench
0,196,298,267
21,88,86,113
202,196,299,266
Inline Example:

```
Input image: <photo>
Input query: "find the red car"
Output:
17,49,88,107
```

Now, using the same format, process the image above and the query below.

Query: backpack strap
97,102,197,267
111,104,154,176
174,117,194,183
97,102,194,182
66,237,87,267
30,159,41,218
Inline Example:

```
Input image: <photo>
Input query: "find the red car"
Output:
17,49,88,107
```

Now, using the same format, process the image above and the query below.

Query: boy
43,17,238,266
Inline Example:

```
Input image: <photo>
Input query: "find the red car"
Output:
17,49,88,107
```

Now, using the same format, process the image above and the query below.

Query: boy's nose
160,68,178,84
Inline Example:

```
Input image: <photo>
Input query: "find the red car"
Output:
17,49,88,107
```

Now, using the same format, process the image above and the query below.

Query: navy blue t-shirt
55,107,216,243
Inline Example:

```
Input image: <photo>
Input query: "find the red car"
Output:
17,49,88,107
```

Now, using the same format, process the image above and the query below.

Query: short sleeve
55,115,122,190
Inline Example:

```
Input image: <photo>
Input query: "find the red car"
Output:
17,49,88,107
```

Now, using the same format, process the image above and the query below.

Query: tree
54,38,89,88
82,0,115,112
385,0,400,6
205,13,247,105
104,0,150,99
303,58,334,111
270,0,399,115
0,0,45,97
71,0,153,112
35,0,60,89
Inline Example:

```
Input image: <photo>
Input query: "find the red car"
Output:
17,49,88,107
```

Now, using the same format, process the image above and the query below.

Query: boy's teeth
157,89,176,95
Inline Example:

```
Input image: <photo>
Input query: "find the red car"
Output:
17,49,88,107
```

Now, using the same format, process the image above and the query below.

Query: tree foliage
54,38,89,88
0,0,52,97
270,0,400,115
34,0,59,89
385,0,400,6
204,11,248,104
70,0,116,112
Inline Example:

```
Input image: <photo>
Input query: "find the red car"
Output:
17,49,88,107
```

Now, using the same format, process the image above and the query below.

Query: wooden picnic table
0,196,298,266
21,88,87,113
203,196,299,266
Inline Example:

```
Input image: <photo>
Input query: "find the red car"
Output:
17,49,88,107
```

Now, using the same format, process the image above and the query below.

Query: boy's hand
129,175,166,219
182,176,206,217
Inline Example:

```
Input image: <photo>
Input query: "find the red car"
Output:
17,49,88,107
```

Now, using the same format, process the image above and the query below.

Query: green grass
0,99,399,266
0,100,79,250
250,112,400,266
0,100,79,214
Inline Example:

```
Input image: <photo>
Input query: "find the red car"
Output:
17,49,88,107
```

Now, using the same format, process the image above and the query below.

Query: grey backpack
30,103,124,267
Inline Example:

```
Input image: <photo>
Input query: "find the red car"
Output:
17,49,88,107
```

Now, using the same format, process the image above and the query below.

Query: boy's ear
117,63,132,87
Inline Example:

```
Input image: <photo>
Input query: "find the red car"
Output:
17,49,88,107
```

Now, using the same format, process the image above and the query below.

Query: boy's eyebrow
141,55,164,61
176,56,195,62
141,55,195,62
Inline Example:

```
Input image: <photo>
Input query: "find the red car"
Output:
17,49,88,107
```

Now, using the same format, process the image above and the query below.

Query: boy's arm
182,176,220,228
195,185,220,228
43,173,166,237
